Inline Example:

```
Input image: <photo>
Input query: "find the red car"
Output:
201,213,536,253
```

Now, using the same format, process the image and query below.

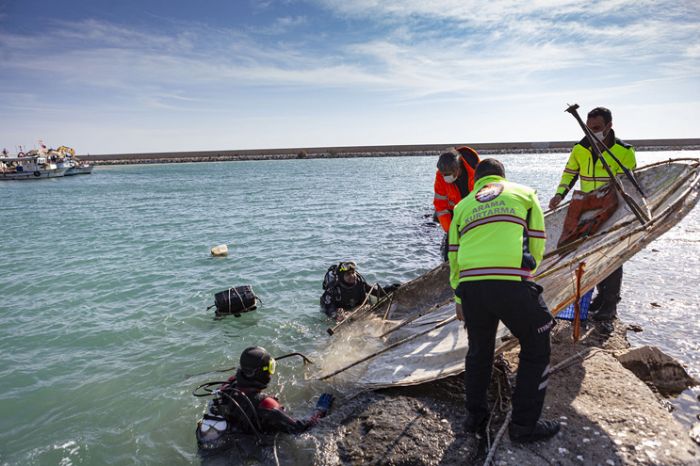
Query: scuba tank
193,352,314,450
196,404,233,450
195,384,262,450
322,264,339,290
212,285,259,317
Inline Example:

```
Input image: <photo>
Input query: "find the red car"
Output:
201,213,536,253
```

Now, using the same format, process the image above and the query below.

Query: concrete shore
81,139,700,165
296,320,700,465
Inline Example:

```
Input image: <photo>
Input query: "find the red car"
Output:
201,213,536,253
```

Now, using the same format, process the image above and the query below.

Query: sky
0,0,698,154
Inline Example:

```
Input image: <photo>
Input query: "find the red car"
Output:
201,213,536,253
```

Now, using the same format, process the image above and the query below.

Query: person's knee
466,342,496,363
519,324,552,362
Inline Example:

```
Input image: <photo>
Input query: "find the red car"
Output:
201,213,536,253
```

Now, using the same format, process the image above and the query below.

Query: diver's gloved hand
314,393,335,417
383,283,401,294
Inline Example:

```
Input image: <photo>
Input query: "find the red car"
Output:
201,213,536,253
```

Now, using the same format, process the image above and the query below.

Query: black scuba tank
213,286,259,317
195,385,264,450
322,264,338,290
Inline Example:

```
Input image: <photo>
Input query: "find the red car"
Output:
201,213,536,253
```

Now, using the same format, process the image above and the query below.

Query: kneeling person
448,158,560,443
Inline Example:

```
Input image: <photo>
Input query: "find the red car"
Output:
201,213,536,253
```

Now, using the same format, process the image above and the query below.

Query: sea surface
1,152,699,465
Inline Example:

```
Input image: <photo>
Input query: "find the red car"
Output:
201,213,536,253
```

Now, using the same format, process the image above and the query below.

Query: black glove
383,283,401,294
315,393,335,417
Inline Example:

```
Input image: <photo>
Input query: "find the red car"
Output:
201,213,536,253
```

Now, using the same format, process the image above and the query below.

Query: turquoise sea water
1,152,698,465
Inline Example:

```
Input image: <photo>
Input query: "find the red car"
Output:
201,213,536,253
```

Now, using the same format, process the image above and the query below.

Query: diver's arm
257,398,318,434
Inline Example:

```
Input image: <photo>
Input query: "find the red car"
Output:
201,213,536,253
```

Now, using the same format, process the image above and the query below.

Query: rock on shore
303,320,700,465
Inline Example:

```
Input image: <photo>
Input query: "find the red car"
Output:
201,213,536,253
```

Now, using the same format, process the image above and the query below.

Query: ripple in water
0,152,698,463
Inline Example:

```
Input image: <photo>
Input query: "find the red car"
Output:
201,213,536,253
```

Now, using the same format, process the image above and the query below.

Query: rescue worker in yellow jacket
448,158,559,443
548,107,636,322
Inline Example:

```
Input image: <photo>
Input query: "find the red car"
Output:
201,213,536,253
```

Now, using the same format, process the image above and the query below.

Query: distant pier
81,138,700,165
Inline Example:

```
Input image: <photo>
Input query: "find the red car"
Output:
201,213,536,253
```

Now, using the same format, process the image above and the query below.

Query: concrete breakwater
81,138,700,165
302,321,700,465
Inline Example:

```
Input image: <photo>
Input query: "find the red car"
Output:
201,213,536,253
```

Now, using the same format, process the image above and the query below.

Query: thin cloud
0,3,697,113
275,15,308,28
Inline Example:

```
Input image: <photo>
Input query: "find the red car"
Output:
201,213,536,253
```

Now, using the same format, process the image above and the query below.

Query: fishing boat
63,159,94,176
54,146,94,176
0,155,68,180
317,158,700,388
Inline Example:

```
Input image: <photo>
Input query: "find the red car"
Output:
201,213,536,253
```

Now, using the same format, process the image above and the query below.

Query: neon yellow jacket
555,131,636,197
448,175,546,303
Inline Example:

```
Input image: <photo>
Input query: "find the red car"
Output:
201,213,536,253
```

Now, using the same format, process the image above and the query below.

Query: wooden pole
573,262,585,342
565,104,650,225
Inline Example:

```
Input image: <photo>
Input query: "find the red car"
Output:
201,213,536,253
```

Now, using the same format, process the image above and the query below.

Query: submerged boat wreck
316,158,700,388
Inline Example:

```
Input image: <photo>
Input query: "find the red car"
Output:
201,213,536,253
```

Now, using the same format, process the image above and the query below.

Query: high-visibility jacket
448,175,546,303
433,146,480,232
555,130,636,197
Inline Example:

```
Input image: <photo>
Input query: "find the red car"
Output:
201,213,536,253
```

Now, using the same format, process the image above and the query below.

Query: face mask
593,130,606,142
443,174,457,183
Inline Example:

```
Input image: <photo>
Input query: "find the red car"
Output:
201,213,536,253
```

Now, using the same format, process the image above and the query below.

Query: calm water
1,152,698,465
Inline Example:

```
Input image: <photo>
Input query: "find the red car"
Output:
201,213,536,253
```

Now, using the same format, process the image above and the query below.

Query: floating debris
210,244,228,257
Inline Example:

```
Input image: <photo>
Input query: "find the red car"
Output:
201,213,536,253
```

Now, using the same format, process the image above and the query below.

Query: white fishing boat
0,155,68,180
317,158,700,388
63,159,94,176
53,146,94,176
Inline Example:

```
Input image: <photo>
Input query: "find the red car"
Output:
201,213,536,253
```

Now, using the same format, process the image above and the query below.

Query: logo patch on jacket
475,183,504,203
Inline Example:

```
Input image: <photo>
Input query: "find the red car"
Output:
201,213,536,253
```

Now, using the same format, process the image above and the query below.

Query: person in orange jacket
433,146,480,260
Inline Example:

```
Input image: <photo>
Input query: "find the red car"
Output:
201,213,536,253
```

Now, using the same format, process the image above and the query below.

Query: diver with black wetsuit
320,261,396,320
195,347,333,450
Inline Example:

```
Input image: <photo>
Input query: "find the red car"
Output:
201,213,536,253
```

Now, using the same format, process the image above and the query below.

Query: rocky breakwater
79,138,700,166
304,320,700,465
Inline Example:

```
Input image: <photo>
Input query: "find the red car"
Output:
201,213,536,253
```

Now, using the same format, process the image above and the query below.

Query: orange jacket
433,146,480,232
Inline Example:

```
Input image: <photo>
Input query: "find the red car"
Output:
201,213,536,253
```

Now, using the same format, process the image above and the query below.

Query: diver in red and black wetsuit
196,346,333,449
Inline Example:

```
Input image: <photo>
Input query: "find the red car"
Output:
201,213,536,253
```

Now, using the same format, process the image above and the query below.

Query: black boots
464,412,488,434
509,419,561,443
589,292,604,314
592,305,617,321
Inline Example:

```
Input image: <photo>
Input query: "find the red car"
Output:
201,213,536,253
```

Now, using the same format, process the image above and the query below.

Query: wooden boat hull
317,159,700,388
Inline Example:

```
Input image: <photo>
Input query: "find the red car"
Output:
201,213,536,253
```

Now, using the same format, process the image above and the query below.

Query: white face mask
443,174,457,183
593,130,606,142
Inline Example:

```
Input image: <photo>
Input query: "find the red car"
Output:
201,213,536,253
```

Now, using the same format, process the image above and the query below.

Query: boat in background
53,146,94,176
65,161,94,176
0,144,92,180
0,155,68,180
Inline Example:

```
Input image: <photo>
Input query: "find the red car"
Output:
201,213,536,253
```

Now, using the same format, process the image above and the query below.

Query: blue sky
0,0,698,154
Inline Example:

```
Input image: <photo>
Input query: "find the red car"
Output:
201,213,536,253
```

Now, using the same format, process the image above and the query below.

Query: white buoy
210,244,229,257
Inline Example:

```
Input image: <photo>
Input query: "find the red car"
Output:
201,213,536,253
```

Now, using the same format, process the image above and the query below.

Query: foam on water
1,152,698,464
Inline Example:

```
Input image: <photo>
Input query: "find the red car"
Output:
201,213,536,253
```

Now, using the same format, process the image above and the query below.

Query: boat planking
316,158,700,388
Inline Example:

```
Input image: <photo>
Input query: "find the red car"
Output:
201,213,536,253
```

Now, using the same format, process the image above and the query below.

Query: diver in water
320,261,399,320
195,346,334,450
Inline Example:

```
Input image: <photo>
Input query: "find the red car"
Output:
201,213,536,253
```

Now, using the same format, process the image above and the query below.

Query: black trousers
596,266,623,308
457,280,554,427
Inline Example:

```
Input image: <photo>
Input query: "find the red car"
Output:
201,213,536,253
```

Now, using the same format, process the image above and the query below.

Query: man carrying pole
549,106,638,322
448,158,559,443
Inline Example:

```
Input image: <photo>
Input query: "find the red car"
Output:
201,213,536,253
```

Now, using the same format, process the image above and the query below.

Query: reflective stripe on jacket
448,175,546,303
433,146,480,232
555,131,636,197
